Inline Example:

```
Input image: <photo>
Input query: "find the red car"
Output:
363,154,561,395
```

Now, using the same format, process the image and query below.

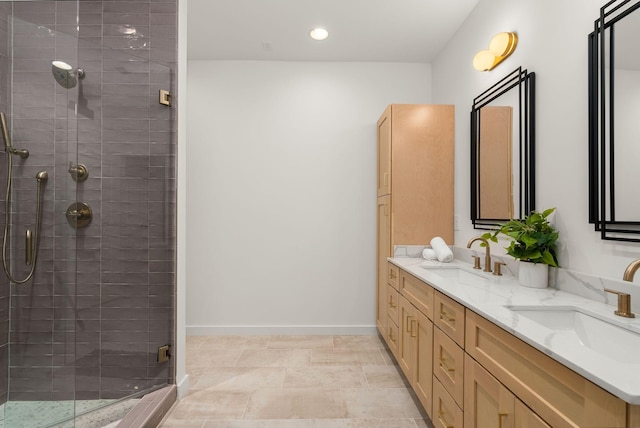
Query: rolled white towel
422,248,437,260
430,237,454,263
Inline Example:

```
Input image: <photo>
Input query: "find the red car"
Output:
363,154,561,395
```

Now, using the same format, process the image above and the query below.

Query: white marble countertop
389,256,640,404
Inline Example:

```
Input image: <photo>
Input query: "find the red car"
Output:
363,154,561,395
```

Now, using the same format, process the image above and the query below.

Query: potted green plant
481,208,559,288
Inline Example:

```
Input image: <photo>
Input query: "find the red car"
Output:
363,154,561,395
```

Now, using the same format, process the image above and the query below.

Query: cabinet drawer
386,317,399,358
465,310,626,428
434,291,465,347
387,285,400,327
388,262,400,290
433,327,464,408
433,377,463,428
400,271,434,320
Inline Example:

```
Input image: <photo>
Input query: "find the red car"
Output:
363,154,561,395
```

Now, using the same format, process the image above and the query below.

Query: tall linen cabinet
376,103,454,384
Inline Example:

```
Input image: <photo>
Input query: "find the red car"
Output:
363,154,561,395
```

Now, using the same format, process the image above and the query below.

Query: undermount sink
506,306,640,363
423,267,489,286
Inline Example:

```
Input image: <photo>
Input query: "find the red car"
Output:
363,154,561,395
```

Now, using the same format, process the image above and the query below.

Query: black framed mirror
589,0,640,242
471,67,536,229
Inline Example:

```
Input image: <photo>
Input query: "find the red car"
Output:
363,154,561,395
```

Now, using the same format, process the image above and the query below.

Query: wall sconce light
473,32,518,71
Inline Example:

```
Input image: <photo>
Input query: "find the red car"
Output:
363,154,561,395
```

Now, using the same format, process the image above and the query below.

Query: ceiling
187,0,480,63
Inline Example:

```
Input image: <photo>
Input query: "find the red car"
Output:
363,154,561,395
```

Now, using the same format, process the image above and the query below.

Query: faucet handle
493,261,506,276
471,255,481,270
604,288,635,318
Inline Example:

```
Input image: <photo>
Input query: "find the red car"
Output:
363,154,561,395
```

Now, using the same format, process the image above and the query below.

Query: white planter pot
518,261,549,288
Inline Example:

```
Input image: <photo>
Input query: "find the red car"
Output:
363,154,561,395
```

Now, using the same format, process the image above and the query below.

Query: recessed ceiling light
309,28,328,41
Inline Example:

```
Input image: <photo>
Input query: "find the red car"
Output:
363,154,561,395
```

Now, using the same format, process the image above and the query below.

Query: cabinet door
377,105,391,197
398,295,416,378
464,354,515,428
376,195,391,336
413,309,434,419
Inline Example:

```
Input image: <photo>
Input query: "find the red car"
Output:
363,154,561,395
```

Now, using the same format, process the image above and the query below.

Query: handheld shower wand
0,113,29,159
0,112,46,284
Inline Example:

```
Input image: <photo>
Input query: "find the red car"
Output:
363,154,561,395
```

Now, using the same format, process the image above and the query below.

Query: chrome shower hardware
0,112,47,284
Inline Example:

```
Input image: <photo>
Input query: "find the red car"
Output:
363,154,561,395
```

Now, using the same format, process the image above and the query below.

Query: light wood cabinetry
386,285,400,358
375,104,454,342
398,294,434,418
433,327,464,407
464,354,550,428
434,291,465,347
379,264,635,427
376,104,454,245
388,263,400,290
400,270,434,319
432,291,465,427
433,377,464,428
376,195,391,337
466,309,627,428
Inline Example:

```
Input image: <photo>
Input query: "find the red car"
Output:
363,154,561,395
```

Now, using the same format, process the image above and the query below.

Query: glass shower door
0,1,176,425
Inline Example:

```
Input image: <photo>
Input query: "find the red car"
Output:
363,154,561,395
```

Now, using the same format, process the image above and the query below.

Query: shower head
36,171,48,183
51,60,84,89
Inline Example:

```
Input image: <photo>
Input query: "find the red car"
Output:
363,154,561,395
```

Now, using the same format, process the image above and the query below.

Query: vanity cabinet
379,263,634,427
398,294,434,418
466,310,626,428
375,104,454,345
464,354,550,428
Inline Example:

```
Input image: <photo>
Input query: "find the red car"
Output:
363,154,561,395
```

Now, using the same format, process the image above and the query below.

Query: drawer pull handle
383,172,389,186
439,358,455,373
389,270,396,279
389,328,396,342
438,411,454,428
410,319,417,337
405,315,413,333
440,311,456,323
498,412,508,428
388,296,396,308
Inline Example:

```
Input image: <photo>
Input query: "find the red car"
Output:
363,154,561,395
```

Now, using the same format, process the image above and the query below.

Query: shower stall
0,1,177,426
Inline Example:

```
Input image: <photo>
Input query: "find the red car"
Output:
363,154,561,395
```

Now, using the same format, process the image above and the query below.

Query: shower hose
0,113,47,284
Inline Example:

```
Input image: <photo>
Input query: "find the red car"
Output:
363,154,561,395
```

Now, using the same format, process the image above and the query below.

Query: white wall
186,61,431,333
432,0,640,280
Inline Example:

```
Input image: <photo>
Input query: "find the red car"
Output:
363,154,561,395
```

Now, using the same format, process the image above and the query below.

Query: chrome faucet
467,237,492,273
623,258,640,282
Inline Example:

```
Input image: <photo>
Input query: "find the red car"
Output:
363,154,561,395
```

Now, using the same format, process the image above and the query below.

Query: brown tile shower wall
2,0,177,402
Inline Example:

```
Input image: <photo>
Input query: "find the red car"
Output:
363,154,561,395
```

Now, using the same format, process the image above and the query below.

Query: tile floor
159,335,433,427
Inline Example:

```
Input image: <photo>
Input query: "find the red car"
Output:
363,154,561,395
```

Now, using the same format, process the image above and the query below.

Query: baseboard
186,325,378,336
176,374,190,399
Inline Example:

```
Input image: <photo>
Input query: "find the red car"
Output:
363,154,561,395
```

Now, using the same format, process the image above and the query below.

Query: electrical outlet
454,215,460,231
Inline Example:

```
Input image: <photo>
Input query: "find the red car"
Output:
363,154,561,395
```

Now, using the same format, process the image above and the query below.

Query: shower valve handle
65,202,93,229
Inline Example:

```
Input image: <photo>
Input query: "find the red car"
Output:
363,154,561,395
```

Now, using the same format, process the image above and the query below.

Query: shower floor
0,398,139,428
